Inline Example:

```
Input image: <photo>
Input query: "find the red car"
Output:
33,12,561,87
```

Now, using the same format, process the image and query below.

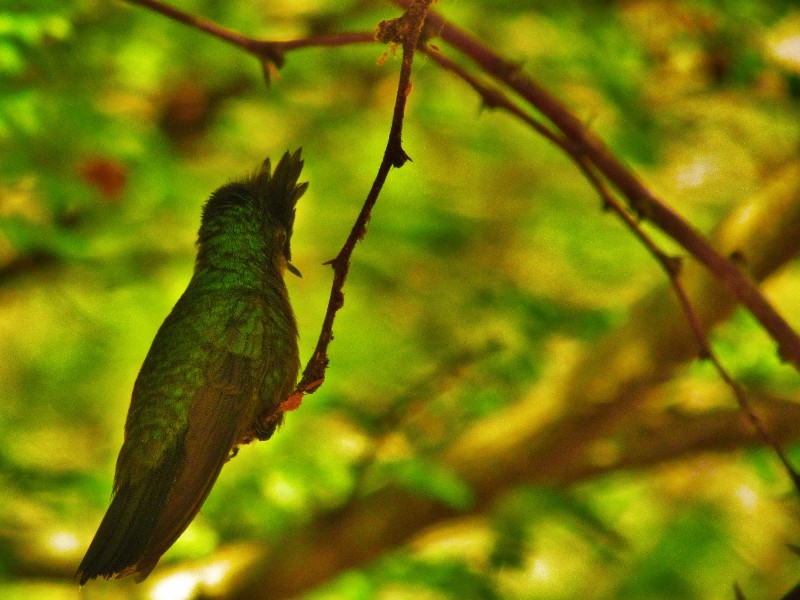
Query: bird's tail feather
76,447,182,584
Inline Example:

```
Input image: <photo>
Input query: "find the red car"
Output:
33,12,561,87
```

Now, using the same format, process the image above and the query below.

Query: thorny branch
427,45,800,490
132,0,418,170
125,0,375,71
288,0,433,406
398,0,800,372
600,189,800,492
125,0,800,480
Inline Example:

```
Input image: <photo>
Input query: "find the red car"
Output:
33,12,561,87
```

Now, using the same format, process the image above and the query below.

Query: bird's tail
76,447,182,584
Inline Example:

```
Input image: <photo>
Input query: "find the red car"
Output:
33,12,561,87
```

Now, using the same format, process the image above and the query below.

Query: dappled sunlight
767,13,800,74
150,560,230,600
48,531,80,555
674,156,719,190
528,557,551,582
735,484,759,513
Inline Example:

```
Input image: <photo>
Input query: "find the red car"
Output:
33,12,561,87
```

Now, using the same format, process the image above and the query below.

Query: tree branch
125,0,375,69
400,0,800,372
224,166,800,595
226,392,800,599
424,44,800,491
292,0,432,400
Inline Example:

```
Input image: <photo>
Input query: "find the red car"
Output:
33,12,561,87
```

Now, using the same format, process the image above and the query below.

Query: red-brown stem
297,0,432,393
125,0,375,61
427,43,800,490
398,1,800,371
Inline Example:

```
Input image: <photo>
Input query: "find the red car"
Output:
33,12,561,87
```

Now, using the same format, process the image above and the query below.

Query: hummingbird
76,150,307,583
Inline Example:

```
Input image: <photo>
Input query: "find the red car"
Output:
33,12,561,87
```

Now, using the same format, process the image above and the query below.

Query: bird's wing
77,292,267,583
130,293,268,579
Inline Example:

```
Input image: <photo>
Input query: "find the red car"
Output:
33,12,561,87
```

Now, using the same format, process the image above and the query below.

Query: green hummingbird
76,150,307,583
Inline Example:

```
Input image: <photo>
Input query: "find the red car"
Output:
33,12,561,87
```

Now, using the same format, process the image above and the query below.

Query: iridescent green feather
77,150,306,583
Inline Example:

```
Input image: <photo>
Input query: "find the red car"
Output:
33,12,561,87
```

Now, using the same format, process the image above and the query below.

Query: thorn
389,144,411,168
729,250,747,266
261,60,282,86
663,255,683,277
332,289,345,311
733,582,747,600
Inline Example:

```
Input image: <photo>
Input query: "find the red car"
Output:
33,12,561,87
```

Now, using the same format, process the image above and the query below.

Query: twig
125,0,375,68
424,48,562,147
604,187,800,492
296,0,433,395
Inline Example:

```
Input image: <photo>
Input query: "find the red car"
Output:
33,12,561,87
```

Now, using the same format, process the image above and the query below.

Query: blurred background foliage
2,0,800,598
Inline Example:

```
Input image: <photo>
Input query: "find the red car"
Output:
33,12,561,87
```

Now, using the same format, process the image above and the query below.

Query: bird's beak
287,262,302,277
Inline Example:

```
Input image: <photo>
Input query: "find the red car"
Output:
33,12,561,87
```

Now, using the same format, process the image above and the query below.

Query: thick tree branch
425,45,800,490
599,183,800,491
400,1,800,371
451,163,800,491
226,393,800,599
